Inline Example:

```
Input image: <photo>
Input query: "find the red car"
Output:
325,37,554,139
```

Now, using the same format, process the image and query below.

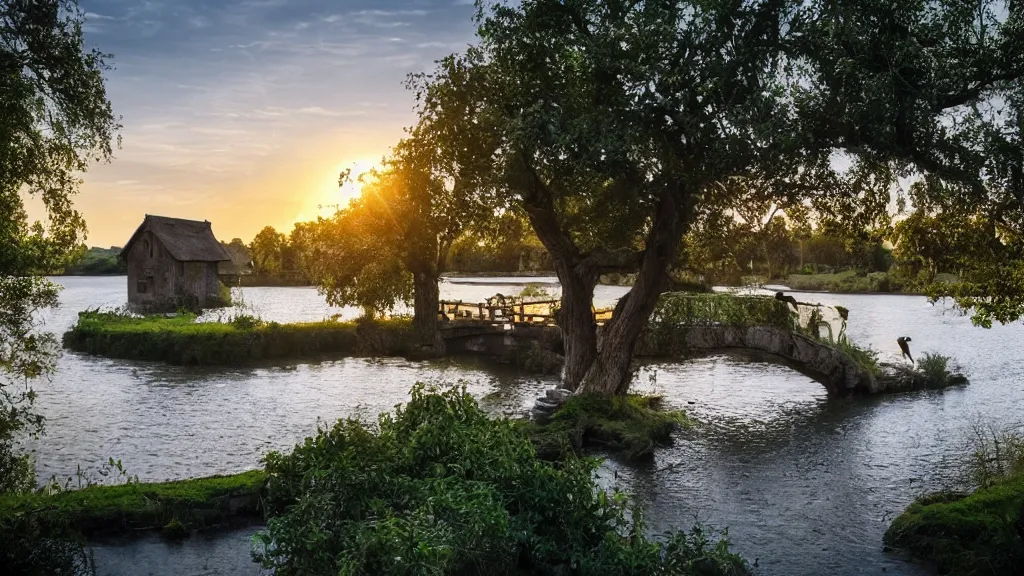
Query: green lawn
63,311,414,365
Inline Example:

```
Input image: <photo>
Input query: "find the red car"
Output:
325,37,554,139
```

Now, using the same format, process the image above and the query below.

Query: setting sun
292,158,380,225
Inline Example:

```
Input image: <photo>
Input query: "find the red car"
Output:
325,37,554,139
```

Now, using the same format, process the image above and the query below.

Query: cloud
73,0,479,246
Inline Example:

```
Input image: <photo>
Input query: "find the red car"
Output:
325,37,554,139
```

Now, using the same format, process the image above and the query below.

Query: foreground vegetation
62,247,125,275
255,384,746,575
63,311,415,365
0,470,266,537
885,425,1024,576
0,470,266,574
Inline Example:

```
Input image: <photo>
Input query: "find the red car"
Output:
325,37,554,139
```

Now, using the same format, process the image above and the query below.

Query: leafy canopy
1,0,119,494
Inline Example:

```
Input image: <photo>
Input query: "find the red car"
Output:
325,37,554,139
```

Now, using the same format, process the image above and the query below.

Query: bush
875,352,969,393
918,352,954,388
256,384,747,576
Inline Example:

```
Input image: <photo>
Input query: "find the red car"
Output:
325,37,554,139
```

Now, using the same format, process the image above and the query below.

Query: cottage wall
126,231,179,311
126,233,226,312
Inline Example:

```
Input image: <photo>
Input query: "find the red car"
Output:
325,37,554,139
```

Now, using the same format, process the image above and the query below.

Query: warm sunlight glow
293,158,380,225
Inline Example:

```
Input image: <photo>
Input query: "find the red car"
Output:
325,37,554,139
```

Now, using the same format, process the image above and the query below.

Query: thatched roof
121,215,231,262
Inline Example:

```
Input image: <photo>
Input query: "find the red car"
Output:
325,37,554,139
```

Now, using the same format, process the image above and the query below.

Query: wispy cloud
71,0,479,245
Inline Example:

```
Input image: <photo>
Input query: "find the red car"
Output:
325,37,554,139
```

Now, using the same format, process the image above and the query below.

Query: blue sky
74,0,477,246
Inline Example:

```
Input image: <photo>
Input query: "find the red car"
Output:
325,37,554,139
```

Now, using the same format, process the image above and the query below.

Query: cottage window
143,238,152,258
137,279,148,293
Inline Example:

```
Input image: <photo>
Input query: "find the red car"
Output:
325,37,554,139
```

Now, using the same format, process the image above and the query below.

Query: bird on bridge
897,336,914,363
774,291,799,309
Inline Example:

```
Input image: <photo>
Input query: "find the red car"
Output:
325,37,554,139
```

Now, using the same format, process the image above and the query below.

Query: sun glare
294,158,379,225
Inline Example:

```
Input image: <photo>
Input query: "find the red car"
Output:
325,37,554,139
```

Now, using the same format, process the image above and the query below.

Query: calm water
29,276,1024,575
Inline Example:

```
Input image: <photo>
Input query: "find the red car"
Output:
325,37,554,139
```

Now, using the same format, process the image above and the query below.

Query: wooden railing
439,297,616,326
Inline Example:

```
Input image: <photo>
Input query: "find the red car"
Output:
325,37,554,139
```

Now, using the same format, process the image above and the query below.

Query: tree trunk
412,270,440,347
554,262,599,391
581,195,686,396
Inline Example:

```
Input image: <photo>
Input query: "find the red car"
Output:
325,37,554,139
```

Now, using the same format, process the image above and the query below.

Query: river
28,276,1024,575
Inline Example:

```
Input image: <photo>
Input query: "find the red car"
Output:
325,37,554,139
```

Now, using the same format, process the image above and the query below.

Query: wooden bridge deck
439,298,613,327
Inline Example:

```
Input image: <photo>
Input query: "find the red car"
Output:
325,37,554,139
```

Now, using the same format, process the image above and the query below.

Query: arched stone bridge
439,293,883,395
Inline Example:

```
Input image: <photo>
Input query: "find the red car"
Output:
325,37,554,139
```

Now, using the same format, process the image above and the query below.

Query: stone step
533,398,560,412
545,388,572,403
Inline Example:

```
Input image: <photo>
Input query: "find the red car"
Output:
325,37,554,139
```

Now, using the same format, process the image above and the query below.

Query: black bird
897,336,913,363
775,291,799,309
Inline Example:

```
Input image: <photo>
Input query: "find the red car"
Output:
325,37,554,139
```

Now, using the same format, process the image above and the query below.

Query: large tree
1,0,119,492
309,92,496,345
419,0,1023,395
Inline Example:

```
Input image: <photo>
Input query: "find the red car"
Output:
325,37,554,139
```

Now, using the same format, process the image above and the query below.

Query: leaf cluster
256,383,748,575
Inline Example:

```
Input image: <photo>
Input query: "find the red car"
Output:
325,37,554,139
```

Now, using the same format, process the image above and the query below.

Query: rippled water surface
28,276,1024,575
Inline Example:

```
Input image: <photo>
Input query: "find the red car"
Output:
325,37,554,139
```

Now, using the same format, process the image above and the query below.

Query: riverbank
7,389,724,575
884,474,1024,576
63,311,414,365
0,471,266,538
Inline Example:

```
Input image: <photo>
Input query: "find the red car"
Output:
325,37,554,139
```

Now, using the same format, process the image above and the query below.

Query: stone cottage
120,215,232,312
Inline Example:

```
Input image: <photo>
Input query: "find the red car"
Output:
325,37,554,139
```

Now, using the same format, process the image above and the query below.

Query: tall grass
885,422,1024,576
958,421,1024,489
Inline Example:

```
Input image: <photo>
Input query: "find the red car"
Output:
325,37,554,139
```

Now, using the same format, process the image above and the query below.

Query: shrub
918,352,953,387
519,283,553,299
256,384,747,576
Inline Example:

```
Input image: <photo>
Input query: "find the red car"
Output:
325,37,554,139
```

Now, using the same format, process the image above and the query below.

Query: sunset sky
69,0,478,247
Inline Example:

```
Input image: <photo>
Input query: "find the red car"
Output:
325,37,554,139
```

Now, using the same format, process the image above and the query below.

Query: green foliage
0,276,60,493
256,384,746,576
532,394,690,460
63,247,124,275
0,470,266,537
303,205,415,318
884,475,1024,576
1,0,119,500
652,293,796,332
249,226,287,277
519,283,552,299
917,353,953,388
875,352,969,393
62,311,415,365
786,270,902,293
833,338,881,376
415,0,1023,395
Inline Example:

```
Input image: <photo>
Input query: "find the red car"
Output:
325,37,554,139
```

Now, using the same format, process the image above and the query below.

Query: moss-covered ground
0,471,267,538
529,393,690,460
63,311,414,365
884,475,1024,576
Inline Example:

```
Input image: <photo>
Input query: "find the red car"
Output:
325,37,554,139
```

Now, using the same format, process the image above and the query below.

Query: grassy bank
785,270,901,293
884,477,1024,575
63,311,414,365
530,394,690,460
0,471,266,538
885,424,1024,575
